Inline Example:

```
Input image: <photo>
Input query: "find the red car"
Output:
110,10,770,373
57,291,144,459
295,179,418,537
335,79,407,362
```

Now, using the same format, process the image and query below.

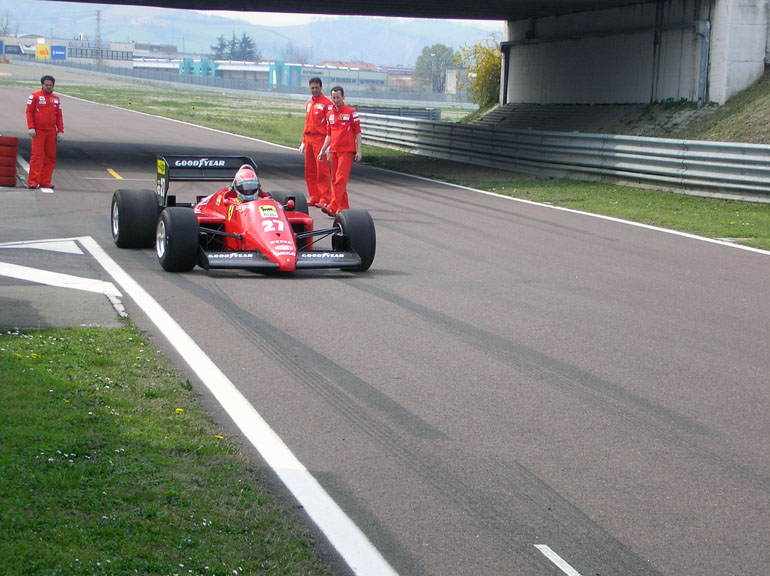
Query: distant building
273,62,388,92
1,34,133,63
0,34,411,95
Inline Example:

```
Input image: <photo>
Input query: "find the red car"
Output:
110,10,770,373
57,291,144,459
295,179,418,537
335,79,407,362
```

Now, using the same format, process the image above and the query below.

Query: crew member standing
317,86,361,217
26,75,64,189
300,77,332,208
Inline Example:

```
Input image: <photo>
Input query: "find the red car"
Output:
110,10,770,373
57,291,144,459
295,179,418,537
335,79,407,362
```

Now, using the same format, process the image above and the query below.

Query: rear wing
155,155,257,203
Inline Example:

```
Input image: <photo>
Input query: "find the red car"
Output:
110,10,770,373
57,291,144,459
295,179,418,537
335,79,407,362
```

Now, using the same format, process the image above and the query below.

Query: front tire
156,208,200,272
332,209,376,271
111,189,159,248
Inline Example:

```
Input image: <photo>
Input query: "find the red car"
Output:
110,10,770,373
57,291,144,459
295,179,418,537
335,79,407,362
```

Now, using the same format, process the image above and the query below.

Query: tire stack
0,136,19,188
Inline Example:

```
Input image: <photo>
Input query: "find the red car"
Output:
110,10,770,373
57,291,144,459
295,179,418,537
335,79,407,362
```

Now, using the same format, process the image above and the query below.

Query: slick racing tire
0,166,16,178
332,209,376,271
0,136,19,147
111,189,159,249
156,207,199,273
0,156,17,166
0,176,17,188
0,145,17,157
271,191,309,215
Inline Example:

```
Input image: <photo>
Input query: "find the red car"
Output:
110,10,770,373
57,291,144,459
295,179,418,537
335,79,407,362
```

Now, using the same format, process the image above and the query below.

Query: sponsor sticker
299,252,345,259
157,158,166,175
259,205,278,218
209,252,255,260
173,158,226,167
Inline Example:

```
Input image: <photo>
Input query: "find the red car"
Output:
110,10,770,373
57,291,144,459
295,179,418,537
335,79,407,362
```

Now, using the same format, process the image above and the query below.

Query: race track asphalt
2,62,770,576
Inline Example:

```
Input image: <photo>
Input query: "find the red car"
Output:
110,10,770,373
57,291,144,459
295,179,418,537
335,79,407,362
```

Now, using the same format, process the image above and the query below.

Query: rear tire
332,209,376,271
156,208,199,272
111,189,159,248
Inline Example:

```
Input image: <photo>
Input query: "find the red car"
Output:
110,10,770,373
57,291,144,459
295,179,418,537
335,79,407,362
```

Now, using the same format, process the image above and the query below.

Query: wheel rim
111,202,120,239
156,219,167,259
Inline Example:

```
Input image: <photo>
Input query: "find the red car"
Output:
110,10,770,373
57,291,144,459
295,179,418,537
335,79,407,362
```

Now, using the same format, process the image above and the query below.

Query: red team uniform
26,88,63,188
302,92,333,206
325,103,361,214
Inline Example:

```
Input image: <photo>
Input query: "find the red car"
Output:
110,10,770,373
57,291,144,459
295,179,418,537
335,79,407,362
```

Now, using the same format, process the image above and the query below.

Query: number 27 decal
262,219,285,232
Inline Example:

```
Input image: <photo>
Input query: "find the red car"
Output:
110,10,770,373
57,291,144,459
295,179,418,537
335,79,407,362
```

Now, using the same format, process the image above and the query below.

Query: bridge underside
59,0,649,21
45,0,770,106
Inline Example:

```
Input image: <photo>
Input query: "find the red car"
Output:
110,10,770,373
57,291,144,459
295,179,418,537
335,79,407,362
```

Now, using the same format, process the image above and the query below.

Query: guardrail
359,114,770,202
357,106,441,121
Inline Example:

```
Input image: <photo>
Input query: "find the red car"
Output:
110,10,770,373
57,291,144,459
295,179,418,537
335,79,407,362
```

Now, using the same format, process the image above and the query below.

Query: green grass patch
0,325,333,576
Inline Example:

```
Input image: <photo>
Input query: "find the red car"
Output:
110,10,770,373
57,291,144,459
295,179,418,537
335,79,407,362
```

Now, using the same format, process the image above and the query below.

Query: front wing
199,250,362,271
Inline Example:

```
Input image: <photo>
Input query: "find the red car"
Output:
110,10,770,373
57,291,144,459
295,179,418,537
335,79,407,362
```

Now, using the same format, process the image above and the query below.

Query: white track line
0,260,121,297
78,236,398,576
535,545,584,576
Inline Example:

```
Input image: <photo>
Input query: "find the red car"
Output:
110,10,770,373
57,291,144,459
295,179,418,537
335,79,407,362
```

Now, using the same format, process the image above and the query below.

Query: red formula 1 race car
110,155,375,273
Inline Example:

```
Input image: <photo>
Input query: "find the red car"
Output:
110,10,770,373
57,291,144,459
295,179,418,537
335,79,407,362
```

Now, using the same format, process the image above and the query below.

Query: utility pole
95,9,103,65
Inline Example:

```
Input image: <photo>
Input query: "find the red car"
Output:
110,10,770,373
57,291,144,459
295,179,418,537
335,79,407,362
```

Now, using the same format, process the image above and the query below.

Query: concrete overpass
58,1,769,104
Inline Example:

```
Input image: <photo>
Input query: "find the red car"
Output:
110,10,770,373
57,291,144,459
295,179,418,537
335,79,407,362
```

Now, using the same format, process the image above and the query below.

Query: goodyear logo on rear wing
173,158,227,168
259,205,278,218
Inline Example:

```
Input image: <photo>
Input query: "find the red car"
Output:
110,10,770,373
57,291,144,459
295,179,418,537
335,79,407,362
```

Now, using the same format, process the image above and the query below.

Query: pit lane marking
106,167,123,180
0,238,84,254
0,261,121,298
77,236,398,576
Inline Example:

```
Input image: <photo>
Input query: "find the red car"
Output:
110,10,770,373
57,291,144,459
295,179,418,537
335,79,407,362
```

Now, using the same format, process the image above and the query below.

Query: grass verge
0,324,333,576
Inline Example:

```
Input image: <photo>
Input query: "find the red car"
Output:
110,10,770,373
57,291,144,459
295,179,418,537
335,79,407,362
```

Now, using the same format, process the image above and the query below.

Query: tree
210,34,228,59
234,32,260,61
413,44,454,93
281,42,310,64
453,35,502,108
218,31,260,61
1,9,19,36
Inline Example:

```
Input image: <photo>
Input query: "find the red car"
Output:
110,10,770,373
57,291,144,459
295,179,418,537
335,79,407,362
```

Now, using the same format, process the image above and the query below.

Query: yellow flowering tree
454,35,502,108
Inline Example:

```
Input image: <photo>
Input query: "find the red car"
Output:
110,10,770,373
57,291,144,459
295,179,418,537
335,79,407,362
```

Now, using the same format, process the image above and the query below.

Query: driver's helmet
232,165,260,201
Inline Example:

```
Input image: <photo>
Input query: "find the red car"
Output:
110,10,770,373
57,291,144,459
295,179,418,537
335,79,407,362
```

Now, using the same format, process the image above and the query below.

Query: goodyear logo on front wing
299,252,345,259
259,205,278,218
209,252,254,260
157,159,166,175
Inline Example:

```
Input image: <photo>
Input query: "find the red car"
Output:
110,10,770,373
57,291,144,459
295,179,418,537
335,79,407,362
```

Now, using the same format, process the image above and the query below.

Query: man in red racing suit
300,77,333,208
26,75,64,189
317,86,362,217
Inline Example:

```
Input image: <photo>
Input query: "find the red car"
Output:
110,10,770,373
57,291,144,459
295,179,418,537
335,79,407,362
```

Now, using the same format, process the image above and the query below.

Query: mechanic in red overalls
26,75,64,189
300,77,332,208
317,86,362,217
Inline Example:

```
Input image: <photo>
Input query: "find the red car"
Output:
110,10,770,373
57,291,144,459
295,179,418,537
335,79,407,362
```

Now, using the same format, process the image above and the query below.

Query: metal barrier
357,106,441,121
360,114,770,202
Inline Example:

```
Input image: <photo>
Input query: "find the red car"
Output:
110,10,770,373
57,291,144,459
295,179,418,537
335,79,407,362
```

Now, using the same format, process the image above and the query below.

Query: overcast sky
198,10,504,31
